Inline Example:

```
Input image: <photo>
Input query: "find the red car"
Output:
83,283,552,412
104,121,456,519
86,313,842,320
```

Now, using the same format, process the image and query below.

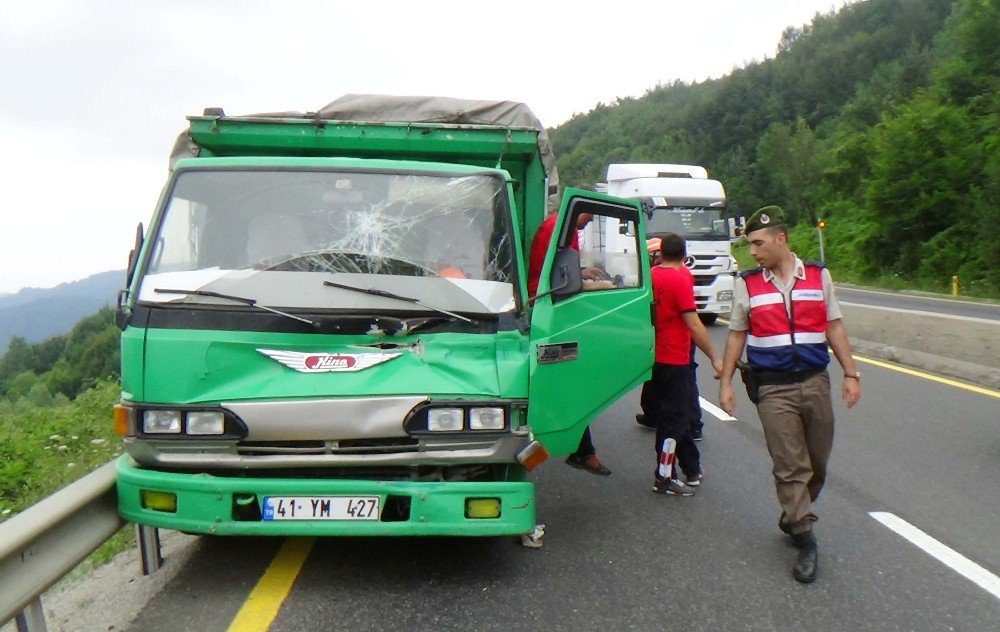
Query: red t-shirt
527,214,579,297
651,265,697,365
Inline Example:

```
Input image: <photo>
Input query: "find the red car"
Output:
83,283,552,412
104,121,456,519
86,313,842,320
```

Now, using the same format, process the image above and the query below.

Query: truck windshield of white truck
135,169,518,314
645,206,731,241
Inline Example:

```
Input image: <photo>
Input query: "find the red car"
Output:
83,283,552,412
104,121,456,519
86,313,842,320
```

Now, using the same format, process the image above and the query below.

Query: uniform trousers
756,370,835,534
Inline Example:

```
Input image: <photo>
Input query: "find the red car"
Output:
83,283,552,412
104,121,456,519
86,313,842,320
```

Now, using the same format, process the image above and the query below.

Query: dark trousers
571,426,596,458
644,363,700,479
689,344,703,434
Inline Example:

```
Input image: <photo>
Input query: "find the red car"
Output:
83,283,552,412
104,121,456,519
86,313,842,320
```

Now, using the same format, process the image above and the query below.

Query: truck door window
576,212,642,290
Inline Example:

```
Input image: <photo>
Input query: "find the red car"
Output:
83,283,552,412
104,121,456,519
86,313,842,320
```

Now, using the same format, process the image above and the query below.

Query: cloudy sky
0,0,852,294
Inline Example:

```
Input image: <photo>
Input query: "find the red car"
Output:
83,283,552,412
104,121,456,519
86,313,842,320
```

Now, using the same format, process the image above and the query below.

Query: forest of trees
551,0,999,297
0,307,119,415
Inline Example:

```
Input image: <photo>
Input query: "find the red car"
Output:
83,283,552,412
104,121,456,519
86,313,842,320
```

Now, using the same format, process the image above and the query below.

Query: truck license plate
262,496,380,521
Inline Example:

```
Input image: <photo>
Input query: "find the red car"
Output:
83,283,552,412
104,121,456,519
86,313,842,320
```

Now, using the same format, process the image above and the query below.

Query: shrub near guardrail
0,380,122,523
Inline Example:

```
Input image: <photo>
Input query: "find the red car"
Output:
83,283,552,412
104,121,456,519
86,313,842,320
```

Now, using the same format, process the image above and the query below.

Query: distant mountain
0,271,125,354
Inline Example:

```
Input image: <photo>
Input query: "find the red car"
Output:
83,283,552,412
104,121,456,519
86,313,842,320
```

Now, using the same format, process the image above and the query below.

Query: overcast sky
0,0,853,294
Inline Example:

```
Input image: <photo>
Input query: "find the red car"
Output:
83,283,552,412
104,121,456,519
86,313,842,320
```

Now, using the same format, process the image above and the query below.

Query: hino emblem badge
257,349,402,373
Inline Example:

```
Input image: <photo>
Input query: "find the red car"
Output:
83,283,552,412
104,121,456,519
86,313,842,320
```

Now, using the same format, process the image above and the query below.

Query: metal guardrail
0,460,124,630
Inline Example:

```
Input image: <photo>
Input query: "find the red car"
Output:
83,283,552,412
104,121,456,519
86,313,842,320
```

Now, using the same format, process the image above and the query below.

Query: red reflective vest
742,264,829,371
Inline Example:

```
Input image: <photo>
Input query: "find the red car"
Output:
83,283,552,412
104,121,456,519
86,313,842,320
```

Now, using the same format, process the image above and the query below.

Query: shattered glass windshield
137,169,517,313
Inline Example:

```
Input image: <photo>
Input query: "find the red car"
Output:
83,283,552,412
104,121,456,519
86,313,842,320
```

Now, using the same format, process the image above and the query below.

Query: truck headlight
186,411,226,435
469,407,505,430
427,408,464,432
142,410,182,434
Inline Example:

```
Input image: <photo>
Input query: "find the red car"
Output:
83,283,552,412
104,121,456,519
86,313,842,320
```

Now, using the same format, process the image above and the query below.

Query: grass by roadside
0,379,123,521
0,378,136,581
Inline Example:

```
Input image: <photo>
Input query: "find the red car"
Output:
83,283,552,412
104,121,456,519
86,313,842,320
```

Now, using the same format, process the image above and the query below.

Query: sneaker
691,427,704,441
685,471,703,487
653,477,696,496
565,454,612,476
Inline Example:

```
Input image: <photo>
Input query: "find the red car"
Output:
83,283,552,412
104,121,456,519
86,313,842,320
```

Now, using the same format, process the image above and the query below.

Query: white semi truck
586,164,737,324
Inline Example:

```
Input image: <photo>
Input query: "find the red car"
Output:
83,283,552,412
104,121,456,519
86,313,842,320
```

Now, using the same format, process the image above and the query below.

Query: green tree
862,93,978,279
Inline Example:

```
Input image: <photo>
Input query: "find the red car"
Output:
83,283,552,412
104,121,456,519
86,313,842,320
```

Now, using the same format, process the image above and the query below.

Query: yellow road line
716,316,999,399
853,355,1000,399
227,537,315,632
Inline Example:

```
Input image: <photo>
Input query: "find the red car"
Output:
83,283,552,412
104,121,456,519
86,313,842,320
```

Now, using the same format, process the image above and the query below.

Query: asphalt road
124,325,1000,632
836,286,1000,322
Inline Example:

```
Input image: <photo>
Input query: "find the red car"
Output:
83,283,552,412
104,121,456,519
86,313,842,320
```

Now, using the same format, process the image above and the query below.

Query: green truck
113,95,654,537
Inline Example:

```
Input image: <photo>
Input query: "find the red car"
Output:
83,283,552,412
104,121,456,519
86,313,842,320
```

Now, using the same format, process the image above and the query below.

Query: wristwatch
844,372,861,381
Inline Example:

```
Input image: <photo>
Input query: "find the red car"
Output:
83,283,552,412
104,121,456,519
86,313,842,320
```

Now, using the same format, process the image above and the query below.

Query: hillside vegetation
551,0,999,297
0,308,122,520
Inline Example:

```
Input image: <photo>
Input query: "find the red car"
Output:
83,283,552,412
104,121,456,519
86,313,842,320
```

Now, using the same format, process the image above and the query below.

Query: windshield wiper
323,280,475,324
154,288,318,327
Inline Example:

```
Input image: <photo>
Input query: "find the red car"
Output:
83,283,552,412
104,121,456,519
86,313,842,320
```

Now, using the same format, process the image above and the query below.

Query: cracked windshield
139,169,515,313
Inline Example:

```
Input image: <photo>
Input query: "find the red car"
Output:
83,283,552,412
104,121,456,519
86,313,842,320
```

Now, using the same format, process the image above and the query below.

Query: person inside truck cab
526,211,606,297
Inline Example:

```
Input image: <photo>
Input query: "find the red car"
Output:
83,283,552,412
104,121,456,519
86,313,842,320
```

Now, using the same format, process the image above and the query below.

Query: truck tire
698,313,718,326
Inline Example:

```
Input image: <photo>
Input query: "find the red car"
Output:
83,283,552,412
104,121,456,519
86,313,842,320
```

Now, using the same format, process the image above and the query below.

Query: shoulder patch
804,260,826,269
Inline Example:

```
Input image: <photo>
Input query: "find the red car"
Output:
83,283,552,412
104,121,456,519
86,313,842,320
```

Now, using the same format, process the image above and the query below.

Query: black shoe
791,532,818,583
565,454,612,476
691,427,703,441
635,413,655,429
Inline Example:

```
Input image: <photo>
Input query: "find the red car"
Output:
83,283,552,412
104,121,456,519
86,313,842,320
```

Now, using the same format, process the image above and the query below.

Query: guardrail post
136,524,163,575
14,596,46,632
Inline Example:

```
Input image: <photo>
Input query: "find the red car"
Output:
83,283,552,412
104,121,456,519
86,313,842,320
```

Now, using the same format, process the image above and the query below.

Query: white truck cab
589,164,737,324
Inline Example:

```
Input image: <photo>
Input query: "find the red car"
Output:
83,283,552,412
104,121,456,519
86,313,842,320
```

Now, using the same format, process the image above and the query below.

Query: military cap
744,205,785,233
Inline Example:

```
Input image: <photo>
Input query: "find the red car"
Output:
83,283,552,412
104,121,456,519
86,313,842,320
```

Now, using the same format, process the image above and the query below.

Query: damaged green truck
114,95,654,537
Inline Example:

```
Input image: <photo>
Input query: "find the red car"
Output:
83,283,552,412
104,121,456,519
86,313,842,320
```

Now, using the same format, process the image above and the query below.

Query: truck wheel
698,314,718,326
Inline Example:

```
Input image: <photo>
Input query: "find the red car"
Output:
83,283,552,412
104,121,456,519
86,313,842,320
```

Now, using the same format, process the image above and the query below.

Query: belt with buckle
755,367,825,386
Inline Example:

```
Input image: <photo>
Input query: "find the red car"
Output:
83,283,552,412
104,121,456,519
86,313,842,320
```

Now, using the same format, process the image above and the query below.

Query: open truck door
527,189,654,455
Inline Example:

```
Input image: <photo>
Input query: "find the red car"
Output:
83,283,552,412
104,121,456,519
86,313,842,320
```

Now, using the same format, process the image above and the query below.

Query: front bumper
116,456,535,537
694,274,735,315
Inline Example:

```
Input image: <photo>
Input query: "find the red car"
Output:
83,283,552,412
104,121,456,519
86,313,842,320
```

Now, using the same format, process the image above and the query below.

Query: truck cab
601,164,737,324
113,96,654,537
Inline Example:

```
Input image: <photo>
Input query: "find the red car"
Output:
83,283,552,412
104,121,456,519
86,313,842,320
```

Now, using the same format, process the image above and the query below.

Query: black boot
791,531,818,583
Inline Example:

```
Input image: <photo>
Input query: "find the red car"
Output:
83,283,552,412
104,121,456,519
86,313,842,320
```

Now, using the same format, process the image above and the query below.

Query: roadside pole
816,220,826,263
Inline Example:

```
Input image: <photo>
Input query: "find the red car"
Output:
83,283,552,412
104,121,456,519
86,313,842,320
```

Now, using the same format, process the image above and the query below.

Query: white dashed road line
869,511,1000,600
699,397,737,422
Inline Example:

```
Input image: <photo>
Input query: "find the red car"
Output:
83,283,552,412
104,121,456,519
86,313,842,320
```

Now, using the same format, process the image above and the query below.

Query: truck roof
607,163,708,181
169,94,558,190
608,176,726,206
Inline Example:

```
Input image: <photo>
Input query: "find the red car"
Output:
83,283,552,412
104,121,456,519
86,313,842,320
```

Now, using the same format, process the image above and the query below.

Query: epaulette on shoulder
804,260,826,269
739,267,763,279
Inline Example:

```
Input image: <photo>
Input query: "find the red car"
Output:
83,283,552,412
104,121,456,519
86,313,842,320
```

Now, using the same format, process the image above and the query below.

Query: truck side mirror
126,222,144,285
549,248,583,299
117,222,144,329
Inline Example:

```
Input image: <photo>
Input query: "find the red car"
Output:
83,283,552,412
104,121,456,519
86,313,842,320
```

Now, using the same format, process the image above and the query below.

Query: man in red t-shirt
647,233,722,495
527,212,602,297
526,211,611,476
